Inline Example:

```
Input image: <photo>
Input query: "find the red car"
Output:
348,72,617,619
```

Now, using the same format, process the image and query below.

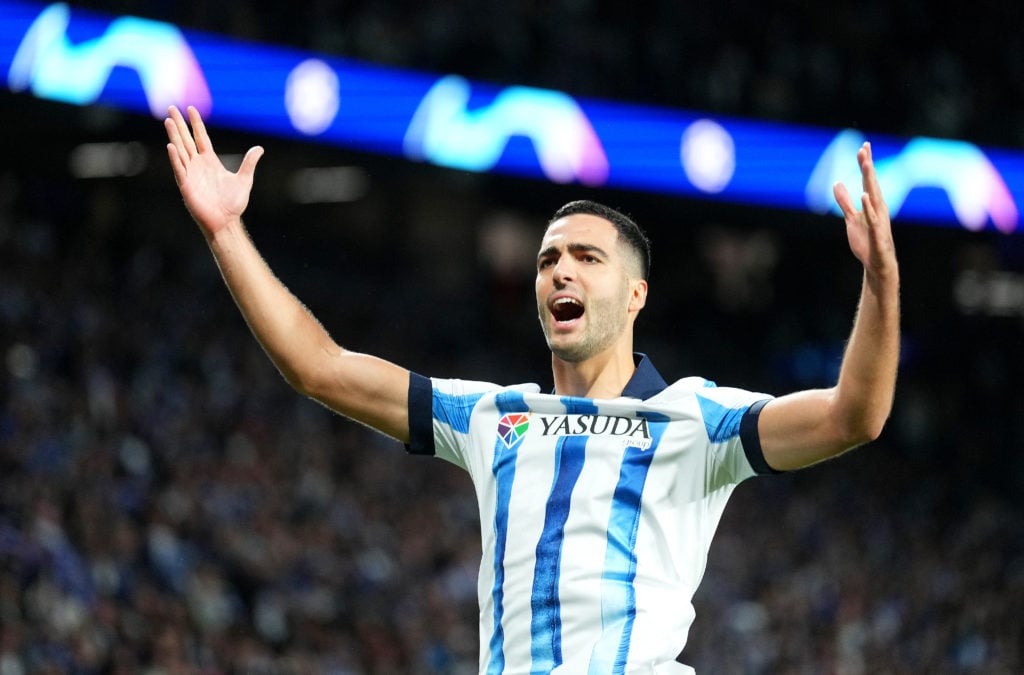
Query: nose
552,256,575,285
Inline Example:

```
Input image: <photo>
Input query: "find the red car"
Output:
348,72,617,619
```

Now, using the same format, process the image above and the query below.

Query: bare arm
165,106,411,442
758,142,900,471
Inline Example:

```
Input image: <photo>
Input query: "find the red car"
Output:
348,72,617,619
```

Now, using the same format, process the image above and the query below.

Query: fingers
165,144,186,185
163,105,263,183
861,191,878,227
164,110,188,165
164,123,186,175
833,142,890,225
858,142,875,192
164,104,211,158
166,105,198,158
238,146,265,180
187,105,213,154
832,180,855,218
164,105,229,179
859,142,882,204
858,142,890,219
833,141,896,273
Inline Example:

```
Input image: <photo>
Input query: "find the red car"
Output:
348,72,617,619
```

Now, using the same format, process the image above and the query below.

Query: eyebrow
536,242,611,265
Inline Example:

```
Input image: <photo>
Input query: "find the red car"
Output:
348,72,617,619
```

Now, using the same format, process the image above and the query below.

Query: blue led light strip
2,0,1022,232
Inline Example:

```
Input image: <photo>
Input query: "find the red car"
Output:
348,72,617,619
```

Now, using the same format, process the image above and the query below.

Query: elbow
280,369,311,397
830,386,893,450
836,411,889,450
863,415,889,443
279,363,327,400
276,344,346,400
289,370,333,402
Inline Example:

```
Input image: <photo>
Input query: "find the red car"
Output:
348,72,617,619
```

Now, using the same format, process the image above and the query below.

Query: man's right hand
164,105,264,240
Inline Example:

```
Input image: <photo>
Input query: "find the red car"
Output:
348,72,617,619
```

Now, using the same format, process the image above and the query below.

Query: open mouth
551,297,584,323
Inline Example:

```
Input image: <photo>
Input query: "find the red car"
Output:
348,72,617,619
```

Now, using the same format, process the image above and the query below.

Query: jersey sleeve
692,385,779,486
406,372,501,470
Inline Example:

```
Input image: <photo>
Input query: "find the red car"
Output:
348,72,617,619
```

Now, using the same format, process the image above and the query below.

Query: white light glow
680,119,736,194
285,59,340,136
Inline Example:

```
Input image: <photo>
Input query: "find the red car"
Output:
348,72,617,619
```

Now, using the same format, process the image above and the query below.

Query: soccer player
164,105,899,673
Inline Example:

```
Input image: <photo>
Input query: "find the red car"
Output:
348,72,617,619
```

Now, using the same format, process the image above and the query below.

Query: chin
548,341,593,364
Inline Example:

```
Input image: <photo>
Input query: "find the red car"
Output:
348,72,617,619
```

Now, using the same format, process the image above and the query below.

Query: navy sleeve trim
405,372,435,456
740,398,782,475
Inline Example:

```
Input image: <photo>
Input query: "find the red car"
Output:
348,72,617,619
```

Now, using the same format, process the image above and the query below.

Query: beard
538,292,630,363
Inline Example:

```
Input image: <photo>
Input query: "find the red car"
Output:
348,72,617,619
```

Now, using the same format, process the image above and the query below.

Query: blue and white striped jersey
407,355,775,674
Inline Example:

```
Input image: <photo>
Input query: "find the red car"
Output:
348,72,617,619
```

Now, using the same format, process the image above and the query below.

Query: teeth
553,298,581,307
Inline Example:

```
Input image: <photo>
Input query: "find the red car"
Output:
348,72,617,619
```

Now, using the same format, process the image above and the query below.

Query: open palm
832,142,897,279
164,105,264,238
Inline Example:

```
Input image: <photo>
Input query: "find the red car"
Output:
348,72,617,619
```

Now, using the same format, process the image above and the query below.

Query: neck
551,344,637,399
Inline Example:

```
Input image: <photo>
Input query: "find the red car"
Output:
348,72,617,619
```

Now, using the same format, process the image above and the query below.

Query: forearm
760,141,900,471
204,219,412,440
164,106,410,439
832,266,901,442
759,267,899,471
206,218,339,394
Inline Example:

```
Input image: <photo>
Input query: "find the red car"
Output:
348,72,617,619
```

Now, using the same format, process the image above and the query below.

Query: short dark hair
549,200,652,280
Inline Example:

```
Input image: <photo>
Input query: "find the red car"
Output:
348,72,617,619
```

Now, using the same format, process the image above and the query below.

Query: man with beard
164,105,899,673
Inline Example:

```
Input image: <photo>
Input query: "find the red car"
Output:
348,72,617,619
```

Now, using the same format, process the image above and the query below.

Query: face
535,214,646,363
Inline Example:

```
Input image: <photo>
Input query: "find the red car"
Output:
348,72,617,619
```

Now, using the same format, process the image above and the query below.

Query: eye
538,257,556,270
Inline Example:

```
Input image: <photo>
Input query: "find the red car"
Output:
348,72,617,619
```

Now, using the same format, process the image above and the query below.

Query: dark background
1,1,1022,672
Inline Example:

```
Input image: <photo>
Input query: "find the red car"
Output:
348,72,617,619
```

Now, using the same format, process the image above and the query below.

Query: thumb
238,146,265,179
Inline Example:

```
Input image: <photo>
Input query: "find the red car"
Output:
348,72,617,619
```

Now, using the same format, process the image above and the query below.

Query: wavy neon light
3,0,1022,232
403,75,609,186
807,130,1019,233
7,3,211,117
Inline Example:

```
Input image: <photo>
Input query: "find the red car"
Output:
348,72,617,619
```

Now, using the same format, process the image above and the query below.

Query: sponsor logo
538,414,649,438
496,413,654,450
542,414,652,450
497,413,531,449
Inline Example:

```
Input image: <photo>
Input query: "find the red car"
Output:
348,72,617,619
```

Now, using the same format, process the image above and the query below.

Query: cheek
535,274,550,298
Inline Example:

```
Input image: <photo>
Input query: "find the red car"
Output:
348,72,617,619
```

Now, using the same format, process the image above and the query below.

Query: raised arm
165,106,411,441
758,141,900,471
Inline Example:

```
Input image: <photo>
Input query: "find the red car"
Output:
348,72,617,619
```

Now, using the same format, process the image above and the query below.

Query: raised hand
164,105,264,239
832,142,898,283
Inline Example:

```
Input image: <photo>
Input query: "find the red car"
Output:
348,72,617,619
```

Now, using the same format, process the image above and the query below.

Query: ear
628,279,648,313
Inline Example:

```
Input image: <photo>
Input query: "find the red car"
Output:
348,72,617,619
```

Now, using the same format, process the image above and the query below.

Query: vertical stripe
486,392,528,674
529,396,597,673
530,435,587,673
589,413,669,674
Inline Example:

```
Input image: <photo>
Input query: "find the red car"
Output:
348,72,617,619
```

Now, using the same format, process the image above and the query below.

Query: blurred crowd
3,0,1024,673
0,169,486,673
1,160,1022,673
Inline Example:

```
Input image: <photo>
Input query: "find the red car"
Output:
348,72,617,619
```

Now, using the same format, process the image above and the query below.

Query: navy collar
549,353,668,400
621,353,669,400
